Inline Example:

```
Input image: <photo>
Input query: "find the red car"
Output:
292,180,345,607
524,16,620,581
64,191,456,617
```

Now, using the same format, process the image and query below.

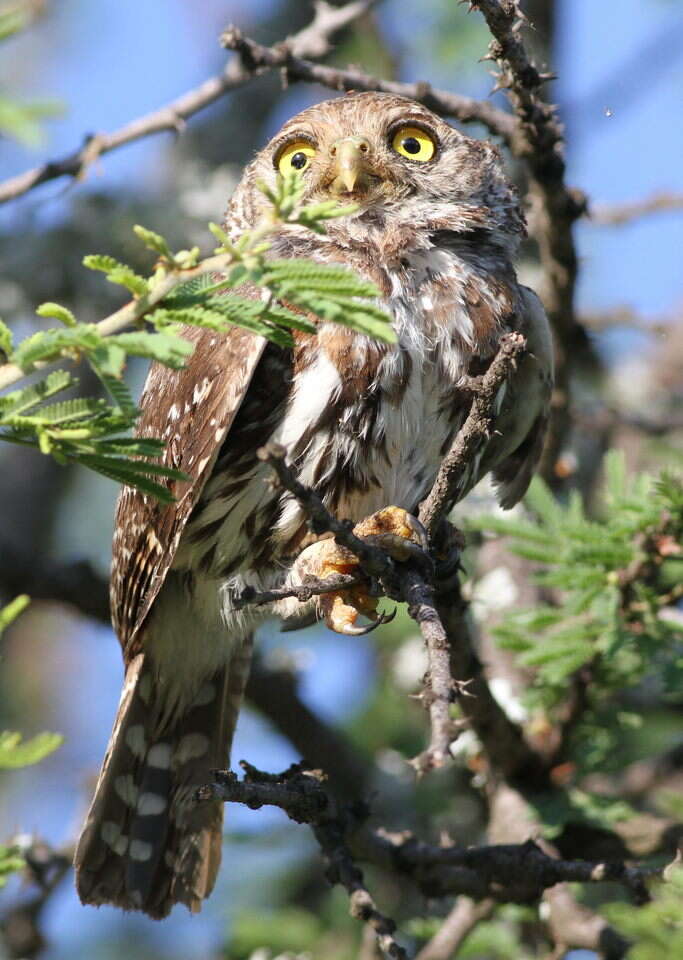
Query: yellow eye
391,126,436,162
277,140,316,174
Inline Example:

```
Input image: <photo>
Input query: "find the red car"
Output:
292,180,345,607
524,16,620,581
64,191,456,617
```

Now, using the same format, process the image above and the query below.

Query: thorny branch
201,762,664,904
201,763,408,960
0,0,379,205
232,572,363,610
418,331,527,536
467,0,591,482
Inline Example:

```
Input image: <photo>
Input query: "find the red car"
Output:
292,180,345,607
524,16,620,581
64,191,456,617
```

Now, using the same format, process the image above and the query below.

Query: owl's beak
329,136,372,194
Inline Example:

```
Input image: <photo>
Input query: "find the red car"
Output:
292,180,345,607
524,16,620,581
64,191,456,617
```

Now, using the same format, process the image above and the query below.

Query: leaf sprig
0,172,395,500
471,452,683,773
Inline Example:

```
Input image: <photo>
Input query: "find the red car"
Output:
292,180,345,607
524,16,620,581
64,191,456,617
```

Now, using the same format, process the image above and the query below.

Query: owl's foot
292,506,428,635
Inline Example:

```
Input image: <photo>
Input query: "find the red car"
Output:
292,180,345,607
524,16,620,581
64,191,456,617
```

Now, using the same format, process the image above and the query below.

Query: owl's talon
289,506,427,636
335,608,396,636
404,513,430,552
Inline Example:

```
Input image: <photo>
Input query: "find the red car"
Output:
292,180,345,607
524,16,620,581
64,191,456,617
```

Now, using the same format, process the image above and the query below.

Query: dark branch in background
591,191,683,226
415,898,495,960
220,27,516,142
0,541,109,623
0,841,72,960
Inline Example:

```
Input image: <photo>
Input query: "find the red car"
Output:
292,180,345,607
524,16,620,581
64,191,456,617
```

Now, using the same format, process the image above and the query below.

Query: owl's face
229,92,523,251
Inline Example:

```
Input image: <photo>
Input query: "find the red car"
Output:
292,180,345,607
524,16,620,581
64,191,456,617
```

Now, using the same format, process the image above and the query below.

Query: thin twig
415,897,495,960
201,763,665,905
0,0,516,207
419,331,527,536
591,191,683,226
222,28,516,144
400,567,459,775
232,572,364,610
203,763,407,960
256,443,395,580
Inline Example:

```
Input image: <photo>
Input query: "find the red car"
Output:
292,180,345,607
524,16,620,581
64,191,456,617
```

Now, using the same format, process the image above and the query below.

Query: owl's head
228,92,524,254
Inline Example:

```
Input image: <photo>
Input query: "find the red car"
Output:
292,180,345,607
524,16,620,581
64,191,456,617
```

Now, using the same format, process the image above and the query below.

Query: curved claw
404,513,430,551
336,608,397,636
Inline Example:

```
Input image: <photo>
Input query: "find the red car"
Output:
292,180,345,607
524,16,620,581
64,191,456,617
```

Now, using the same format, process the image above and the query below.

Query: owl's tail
74,637,253,919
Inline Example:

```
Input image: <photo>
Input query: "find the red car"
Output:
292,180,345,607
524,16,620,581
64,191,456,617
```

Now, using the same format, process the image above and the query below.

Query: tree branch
203,762,408,960
468,0,593,482
220,28,516,143
415,897,495,960
0,0,378,206
202,762,663,905
418,331,527,536
590,191,683,226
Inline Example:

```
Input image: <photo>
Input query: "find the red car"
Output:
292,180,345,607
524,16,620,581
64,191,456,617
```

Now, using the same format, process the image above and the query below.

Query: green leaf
108,331,194,369
90,342,127,380
133,224,172,259
76,454,188,503
0,317,13,356
0,95,63,148
12,325,101,371
83,255,149,297
36,302,77,327
0,6,30,42
0,595,29,636
0,844,26,888
0,370,74,415
0,731,63,769
265,260,381,299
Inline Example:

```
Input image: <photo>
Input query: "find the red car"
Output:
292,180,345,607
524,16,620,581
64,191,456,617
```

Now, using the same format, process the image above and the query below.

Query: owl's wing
489,285,554,508
110,323,266,662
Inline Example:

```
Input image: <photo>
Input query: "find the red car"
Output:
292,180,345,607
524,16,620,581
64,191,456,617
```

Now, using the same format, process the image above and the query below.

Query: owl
74,92,553,918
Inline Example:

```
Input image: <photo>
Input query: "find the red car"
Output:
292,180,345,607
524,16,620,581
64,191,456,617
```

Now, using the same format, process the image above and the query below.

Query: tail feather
75,636,253,918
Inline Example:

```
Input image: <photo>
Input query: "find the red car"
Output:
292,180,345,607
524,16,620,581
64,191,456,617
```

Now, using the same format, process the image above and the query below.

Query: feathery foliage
603,869,683,959
471,452,683,774
0,172,394,501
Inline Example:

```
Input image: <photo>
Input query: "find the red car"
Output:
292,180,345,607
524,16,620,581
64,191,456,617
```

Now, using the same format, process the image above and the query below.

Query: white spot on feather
147,743,172,769
137,792,167,815
275,351,341,455
193,377,212,405
101,821,128,856
175,733,210,765
129,839,153,861
125,725,146,759
115,774,138,806
195,682,215,706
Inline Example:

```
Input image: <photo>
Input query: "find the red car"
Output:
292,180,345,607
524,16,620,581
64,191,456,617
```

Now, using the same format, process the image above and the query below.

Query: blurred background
1,0,682,958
